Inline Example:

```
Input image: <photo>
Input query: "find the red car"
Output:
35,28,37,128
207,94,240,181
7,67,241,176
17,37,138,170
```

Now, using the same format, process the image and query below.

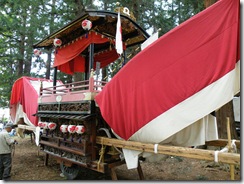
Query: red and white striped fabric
95,0,240,168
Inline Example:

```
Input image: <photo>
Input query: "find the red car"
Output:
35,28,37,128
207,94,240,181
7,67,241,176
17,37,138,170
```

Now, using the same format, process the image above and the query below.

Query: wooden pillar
137,161,145,180
90,119,97,161
110,168,118,180
30,133,33,143
227,118,235,180
89,43,94,76
44,153,49,166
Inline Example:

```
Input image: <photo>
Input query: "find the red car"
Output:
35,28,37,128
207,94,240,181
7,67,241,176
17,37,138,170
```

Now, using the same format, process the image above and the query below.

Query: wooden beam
18,124,36,131
96,136,240,165
206,139,240,149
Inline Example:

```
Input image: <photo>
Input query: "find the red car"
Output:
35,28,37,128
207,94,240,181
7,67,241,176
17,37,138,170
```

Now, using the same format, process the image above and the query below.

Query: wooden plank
40,140,88,156
206,139,240,149
43,151,107,173
18,124,36,131
108,160,125,169
96,136,240,165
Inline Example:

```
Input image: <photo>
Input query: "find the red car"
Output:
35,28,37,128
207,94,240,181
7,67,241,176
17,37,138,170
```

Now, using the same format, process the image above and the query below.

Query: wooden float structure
15,1,240,180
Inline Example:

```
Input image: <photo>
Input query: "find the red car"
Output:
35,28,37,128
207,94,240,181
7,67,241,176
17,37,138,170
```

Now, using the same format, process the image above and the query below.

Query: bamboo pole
96,136,240,165
227,117,235,180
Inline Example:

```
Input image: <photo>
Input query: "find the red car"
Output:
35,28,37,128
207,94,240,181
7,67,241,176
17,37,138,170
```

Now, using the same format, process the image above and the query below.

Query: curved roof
33,9,150,52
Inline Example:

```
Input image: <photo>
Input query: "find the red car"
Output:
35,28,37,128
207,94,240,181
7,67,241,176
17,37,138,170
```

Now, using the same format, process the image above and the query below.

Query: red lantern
75,125,86,134
38,121,43,128
34,49,42,57
68,125,76,134
53,38,62,47
60,125,68,133
42,122,49,129
48,122,57,130
81,19,92,31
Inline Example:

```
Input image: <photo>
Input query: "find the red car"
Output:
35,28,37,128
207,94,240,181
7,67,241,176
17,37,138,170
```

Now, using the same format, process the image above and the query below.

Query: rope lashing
154,144,158,154
97,139,106,170
214,139,237,163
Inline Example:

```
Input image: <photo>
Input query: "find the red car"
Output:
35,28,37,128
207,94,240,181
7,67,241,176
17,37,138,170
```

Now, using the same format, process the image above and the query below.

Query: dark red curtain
53,32,122,75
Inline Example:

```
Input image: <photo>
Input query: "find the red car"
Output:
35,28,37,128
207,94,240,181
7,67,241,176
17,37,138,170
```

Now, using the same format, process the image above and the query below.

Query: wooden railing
40,77,107,96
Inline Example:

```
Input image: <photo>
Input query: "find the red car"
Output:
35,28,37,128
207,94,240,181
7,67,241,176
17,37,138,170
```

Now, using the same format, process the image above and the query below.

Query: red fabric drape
10,78,24,105
10,77,38,126
53,32,122,75
10,77,58,126
57,55,85,74
22,78,39,126
94,48,120,69
95,0,240,140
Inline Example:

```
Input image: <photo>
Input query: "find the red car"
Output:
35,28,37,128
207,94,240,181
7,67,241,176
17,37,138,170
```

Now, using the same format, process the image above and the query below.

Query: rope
231,139,237,153
214,147,228,163
154,144,158,154
97,139,106,170
98,128,123,155
213,139,237,163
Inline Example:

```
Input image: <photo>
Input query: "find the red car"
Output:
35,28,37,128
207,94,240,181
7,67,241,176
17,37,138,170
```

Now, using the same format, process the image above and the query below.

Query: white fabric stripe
113,61,240,169
14,103,33,127
160,114,218,146
130,60,240,144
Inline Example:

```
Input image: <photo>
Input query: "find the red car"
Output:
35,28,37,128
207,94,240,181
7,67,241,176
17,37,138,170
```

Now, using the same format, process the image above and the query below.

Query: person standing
0,123,17,180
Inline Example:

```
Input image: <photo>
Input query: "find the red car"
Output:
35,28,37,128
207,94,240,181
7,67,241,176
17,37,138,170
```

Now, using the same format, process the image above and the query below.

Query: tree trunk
216,102,238,139
73,0,85,82
45,0,56,79
132,0,139,20
74,0,85,17
24,4,37,76
18,12,27,77
17,40,24,77
204,0,217,8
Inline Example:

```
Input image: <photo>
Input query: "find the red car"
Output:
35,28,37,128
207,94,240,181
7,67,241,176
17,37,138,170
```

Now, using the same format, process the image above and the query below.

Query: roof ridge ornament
114,6,136,21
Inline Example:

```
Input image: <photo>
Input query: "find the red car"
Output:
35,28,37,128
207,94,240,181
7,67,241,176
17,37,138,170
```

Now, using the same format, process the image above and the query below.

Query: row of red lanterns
38,122,86,134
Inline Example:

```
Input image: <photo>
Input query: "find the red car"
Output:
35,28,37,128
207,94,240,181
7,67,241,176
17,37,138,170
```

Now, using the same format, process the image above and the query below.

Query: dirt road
9,136,240,181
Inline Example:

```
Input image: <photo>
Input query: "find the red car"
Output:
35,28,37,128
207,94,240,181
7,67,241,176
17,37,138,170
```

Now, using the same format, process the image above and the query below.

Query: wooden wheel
60,163,81,180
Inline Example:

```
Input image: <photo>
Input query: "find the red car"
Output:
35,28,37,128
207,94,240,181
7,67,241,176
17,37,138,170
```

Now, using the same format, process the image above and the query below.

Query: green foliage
0,0,205,107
